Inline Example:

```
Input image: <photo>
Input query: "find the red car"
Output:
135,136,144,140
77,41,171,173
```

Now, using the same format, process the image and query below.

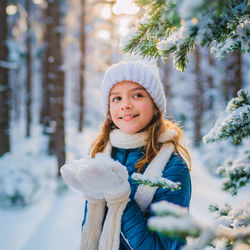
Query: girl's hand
78,153,131,201
60,160,104,199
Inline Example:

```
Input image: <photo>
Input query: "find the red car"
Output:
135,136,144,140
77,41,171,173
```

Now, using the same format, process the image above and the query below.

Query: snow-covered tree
204,89,250,144
121,0,249,72
204,89,250,195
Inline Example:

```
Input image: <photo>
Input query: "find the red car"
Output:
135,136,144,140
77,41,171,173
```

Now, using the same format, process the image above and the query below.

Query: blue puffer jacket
82,146,192,250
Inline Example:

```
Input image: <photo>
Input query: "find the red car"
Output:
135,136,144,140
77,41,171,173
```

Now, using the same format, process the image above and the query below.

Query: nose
121,99,132,110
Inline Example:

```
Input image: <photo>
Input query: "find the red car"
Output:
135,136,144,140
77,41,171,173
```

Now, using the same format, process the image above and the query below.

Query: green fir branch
208,203,232,217
227,89,250,112
122,0,249,72
174,35,197,72
217,151,250,196
204,89,250,144
134,0,165,9
204,105,250,144
131,173,181,191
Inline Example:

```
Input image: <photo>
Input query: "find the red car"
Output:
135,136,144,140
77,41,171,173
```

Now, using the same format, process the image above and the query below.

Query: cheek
139,102,154,117
109,104,118,120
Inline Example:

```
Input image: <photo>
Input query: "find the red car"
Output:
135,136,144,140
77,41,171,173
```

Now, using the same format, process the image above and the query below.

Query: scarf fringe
80,199,106,250
98,193,129,250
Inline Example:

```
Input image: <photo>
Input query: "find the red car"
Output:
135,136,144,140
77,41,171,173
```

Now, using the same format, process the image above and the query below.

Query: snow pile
0,155,40,207
0,132,57,208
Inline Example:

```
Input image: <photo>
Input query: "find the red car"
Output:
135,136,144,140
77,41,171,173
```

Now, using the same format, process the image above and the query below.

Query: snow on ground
0,127,249,250
0,189,83,250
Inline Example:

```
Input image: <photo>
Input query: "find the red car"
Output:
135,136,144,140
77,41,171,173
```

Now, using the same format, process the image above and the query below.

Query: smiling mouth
119,114,139,120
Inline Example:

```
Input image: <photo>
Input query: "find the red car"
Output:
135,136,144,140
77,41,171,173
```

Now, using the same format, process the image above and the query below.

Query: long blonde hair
90,110,191,173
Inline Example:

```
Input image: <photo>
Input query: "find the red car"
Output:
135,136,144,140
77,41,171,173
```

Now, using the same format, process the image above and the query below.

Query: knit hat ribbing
101,61,167,114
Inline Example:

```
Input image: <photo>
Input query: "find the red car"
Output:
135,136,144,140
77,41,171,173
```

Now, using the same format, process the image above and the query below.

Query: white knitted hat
101,61,167,115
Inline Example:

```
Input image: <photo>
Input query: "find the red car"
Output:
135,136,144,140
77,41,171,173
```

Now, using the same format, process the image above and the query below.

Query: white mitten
60,158,103,199
61,158,107,250
78,153,130,200
78,153,131,250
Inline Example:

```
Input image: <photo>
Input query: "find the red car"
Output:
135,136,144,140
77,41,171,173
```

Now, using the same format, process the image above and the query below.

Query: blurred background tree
0,0,11,156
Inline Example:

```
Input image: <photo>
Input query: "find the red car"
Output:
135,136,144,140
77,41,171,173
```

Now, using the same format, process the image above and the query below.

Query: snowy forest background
0,0,249,249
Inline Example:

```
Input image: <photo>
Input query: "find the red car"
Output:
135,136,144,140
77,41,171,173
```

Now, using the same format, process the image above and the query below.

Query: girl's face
109,81,154,134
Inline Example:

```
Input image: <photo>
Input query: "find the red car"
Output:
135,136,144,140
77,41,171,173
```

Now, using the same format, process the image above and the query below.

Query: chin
120,127,140,134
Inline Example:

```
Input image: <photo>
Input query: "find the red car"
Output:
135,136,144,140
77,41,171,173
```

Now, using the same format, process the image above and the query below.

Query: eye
112,96,121,102
134,93,143,98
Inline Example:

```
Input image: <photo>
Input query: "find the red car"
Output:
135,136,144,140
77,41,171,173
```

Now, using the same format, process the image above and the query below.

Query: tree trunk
0,0,10,156
193,47,203,147
207,50,214,111
157,57,171,108
107,2,117,65
222,52,242,102
25,0,32,137
78,0,86,132
40,6,51,133
46,0,66,174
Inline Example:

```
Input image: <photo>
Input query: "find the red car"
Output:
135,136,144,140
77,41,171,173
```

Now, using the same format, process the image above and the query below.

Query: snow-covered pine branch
151,200,188,217
131,173,181,191
203,89,250,194
148,200,250,249
148,201,202,239
203,89,250,144
121,0,249,72
216,151,250,195
203,104,250,144
210,200,250,229
208,200,250,248
227,89,250,112
208,203,232,218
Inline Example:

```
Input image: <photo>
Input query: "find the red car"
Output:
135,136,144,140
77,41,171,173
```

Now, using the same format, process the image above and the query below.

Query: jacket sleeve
120,153,191,250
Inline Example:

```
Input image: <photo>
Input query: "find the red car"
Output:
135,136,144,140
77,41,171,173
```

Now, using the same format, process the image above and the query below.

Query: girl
61,61,192,250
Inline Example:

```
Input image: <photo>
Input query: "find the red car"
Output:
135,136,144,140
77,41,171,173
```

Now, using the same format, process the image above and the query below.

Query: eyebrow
110,87,146,97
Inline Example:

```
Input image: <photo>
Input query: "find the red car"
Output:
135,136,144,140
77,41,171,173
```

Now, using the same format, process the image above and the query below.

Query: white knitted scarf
80,128,177,250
